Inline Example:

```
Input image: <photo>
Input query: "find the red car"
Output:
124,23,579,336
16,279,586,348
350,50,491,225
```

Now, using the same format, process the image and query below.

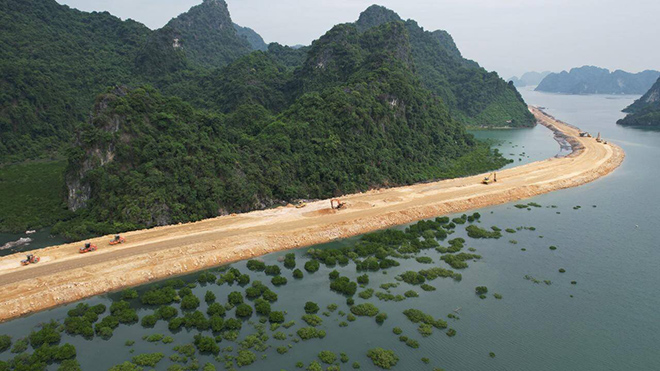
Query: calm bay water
1,89,658,370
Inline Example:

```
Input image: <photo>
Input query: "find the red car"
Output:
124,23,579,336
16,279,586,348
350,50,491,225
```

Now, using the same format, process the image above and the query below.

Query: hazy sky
57,0,659,78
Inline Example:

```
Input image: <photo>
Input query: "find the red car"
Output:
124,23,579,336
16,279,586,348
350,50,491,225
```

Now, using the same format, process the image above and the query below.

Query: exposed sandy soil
0,107,625,322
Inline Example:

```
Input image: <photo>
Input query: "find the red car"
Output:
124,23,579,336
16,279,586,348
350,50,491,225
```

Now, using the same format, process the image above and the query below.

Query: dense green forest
56,21,510,239
617,77,660,126
0,0,256,163
355,6,535,128
1,0,528,237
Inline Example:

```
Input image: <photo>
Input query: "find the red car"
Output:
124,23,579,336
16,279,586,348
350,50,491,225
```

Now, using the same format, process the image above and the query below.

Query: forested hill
136,0,253,74
0,0,262,164
617,78,660,126
58,21,511,239
0,0,151,162
536,66,660,95
3,1,530,237
353,5,535,128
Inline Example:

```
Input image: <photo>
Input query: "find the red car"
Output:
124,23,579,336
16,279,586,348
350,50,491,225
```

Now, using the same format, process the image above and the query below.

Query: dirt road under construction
0,107,625,322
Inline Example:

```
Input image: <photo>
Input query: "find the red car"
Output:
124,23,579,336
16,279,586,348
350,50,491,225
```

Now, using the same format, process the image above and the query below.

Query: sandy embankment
0,107,625,322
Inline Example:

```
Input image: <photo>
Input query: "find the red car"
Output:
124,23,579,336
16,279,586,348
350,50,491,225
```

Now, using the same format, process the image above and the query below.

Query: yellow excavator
330,199,346,209
482,172,497,185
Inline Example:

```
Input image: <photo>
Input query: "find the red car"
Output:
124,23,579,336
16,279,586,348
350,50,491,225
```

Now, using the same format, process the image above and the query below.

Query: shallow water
0,228,66,258
1,89,659,371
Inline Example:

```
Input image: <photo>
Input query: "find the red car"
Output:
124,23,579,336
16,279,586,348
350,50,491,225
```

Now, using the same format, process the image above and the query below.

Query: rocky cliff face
65,87,127,211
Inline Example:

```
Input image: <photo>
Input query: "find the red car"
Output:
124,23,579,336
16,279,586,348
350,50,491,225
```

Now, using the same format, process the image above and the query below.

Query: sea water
1,88,658,370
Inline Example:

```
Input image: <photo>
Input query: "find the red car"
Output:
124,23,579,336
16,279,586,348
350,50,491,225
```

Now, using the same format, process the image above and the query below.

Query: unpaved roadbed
0,107,625,322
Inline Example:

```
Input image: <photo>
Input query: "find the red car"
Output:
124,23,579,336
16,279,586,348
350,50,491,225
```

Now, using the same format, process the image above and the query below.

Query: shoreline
0,106,625,322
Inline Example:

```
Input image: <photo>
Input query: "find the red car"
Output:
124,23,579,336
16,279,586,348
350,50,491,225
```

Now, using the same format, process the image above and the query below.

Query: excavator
295,201,307,209
330,199,346,210
596,132,603,143
482,172,497,185
109,235,126,245
79,243,97,254
21,254,40,266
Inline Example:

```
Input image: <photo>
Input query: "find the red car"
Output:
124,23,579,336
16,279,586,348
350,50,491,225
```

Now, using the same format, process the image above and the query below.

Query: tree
181,295,200,310
262,289,278,302
264,265,281,276
255,300,271,315
269,311,285,323
205,291,216,303
194,334,220,355
0,335,11,353
228,291,244,306
235,304,253,318
271,276,288,286
293,269,303,279
236,350,256,366
141,315,157,328
318,350,337,364
305,260,320,273
366,348,399,369
304,302,320,314
207,303,226,317
350,303,379,317
247,260,266,271
132,353,165,367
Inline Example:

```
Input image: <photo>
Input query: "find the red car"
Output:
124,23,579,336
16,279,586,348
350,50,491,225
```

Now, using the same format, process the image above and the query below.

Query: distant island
508,71,551,87
535,66,660,95
617,77,660,126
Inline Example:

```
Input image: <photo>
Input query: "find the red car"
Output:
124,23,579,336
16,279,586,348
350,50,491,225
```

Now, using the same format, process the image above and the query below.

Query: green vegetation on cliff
57,20,510,238
3,1,525,235
618,77,660,126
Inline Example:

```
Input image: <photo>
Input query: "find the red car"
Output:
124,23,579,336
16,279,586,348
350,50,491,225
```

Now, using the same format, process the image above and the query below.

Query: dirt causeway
0,107,625,322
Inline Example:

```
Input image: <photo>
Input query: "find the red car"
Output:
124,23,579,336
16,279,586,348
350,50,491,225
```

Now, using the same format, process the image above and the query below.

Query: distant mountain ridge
536,66,660,95
617,77,660,126
508,71,551,87
234,23,268,51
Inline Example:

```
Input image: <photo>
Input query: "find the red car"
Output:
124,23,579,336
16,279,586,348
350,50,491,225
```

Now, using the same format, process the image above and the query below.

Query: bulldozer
482,172,497,185
21,254,40,266
79,242,97,254
330,198,345,209
109,235,126,245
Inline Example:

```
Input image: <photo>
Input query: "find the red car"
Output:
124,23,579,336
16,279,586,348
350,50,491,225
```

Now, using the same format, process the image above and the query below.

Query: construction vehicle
330,199,345,209
579,132,591,137
21,254,40,266
482,172,497,185
596,132,602,143
80,243,97,254
295,201,307,209
109,235,126,245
